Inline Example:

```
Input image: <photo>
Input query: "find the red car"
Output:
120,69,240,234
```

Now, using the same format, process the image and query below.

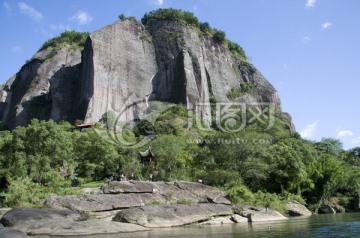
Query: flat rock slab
101,181,231,205
46,181,231,212
114,204,232,228
26,219,150,236
285,201,312,216
234,205,288,222
199,216,234,225
176,182,231,205
231,214,248,223
0,228,30,238
0,207,79,229
44,193,166,212
101,181,158,193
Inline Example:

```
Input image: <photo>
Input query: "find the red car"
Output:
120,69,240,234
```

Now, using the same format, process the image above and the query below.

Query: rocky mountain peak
0,10,294,131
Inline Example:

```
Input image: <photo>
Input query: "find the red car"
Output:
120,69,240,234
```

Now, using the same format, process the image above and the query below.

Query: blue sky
1,0,359,149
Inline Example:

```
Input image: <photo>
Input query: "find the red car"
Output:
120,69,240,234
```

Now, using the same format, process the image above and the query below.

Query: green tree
119,13,126,20
73,129,120,180
149,134,196,181
266,139,308,195
100,111,116,129
212,30,226,43
200,22,211,33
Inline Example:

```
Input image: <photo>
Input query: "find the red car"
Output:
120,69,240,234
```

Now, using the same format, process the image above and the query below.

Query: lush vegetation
141,8,200,28
141,8,247,61
227,83,254,99
0,105,359,214
38,31,89,60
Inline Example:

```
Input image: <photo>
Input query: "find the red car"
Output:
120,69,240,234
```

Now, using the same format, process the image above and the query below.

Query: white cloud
18,2,44,21
337,130,354,138
337,130,353,138
301,120,320,138
321,22,332,29
49,23,70,31
3,1,11,15
70,11,93,25
306,0,316,8
11,46,23,54
302,36,310,44
150,0,164,6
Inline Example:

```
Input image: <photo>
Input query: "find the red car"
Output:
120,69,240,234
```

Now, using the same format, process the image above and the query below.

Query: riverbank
0,181,311,237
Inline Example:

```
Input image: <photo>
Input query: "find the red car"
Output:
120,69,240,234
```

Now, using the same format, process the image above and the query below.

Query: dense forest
0,104,359,213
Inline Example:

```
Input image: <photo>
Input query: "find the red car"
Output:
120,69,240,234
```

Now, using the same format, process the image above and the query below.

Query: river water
45,213,360,238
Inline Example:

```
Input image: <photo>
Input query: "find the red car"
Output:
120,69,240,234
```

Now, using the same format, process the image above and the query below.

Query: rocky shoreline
0,181,311,237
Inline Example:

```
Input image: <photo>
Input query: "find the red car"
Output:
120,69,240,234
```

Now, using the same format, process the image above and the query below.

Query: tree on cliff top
39,31,90,52
141,8,200,28
141,8,247,60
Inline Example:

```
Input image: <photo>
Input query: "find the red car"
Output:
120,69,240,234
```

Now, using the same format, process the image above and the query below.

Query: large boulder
0,207,149,236
114,204,232,228
285,201,312,216
318,204,336,214
26,219,150,236
233,205,287,222
0,207,79,232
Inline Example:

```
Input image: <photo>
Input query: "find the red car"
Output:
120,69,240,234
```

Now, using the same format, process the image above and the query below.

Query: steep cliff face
76,19,158,123
0,17,292,130
0,46,82,128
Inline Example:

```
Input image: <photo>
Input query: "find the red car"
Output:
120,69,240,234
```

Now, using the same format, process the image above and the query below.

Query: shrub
43,170,68,193
4,177,39,207
227,83,254,99
227,41,247,61
227,88,242,99
118,13,126,21
223,179,255,204
212,29,226,43
200,22,211,33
